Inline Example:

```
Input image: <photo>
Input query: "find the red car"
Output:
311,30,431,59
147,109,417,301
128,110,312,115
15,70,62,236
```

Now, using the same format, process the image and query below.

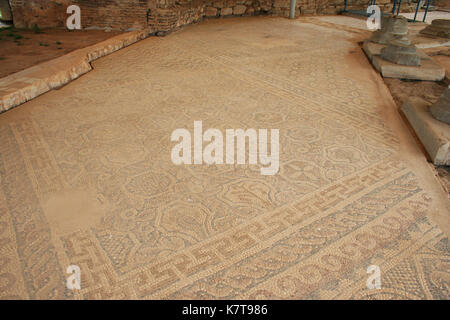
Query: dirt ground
384,77,448,107
0,27,122,78
383,50,450,196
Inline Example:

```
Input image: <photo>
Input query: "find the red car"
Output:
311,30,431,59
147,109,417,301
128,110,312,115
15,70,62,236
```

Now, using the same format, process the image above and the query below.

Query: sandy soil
0,27,122,78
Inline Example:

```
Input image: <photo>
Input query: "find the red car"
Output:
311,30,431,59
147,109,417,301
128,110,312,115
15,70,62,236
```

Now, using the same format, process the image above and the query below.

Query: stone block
370,15,410,45
363,40,383,61
205,6,218,17
233,5,247,15
430,86,450,125
420,19,450,38
372,55,445,81
221,7,233,16
402,97,450,165
214,1,225,8
380,43,420,66
273,0,285,8
363,40,430,63
363,40,443,81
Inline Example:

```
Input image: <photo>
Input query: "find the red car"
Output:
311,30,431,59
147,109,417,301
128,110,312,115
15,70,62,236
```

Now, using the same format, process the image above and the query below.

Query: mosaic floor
0,16,448,299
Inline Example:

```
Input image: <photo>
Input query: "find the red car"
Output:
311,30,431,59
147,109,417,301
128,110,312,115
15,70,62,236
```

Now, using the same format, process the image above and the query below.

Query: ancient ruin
364,14,444,80
0,0,449,304
370,15,411,45
7,0,304,30
7,0,394,31
430,86,450,124
420,18,450,38
380,41,421,66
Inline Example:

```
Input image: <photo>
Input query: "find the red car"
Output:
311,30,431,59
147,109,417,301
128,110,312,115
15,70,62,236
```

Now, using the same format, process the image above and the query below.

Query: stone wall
0,0,13,21
203,0,275,17
322,0,393,14
8,0,280,30
73,0,149,30
10,0,71,28
148,0,279,33
9,0,149,30
148,0,204,34
8,0,404,32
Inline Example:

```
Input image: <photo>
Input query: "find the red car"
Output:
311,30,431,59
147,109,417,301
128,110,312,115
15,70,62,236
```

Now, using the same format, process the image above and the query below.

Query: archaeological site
0,0,449,306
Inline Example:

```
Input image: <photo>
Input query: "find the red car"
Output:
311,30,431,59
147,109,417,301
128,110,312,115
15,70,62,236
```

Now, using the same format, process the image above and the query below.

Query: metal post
423,0,430,22
344,0,347,12
290,0,296,19
369,0,377,17
396,0,402,16
413,0,420,22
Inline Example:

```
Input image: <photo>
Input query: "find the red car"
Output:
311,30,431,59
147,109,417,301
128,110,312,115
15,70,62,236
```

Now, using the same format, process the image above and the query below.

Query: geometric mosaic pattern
0,16,448,299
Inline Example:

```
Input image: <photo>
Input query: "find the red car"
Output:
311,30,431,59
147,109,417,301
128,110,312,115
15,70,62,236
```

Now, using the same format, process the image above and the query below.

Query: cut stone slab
363,40,430,63
363,40,444,81
402,97,450,165
372,55,444,80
